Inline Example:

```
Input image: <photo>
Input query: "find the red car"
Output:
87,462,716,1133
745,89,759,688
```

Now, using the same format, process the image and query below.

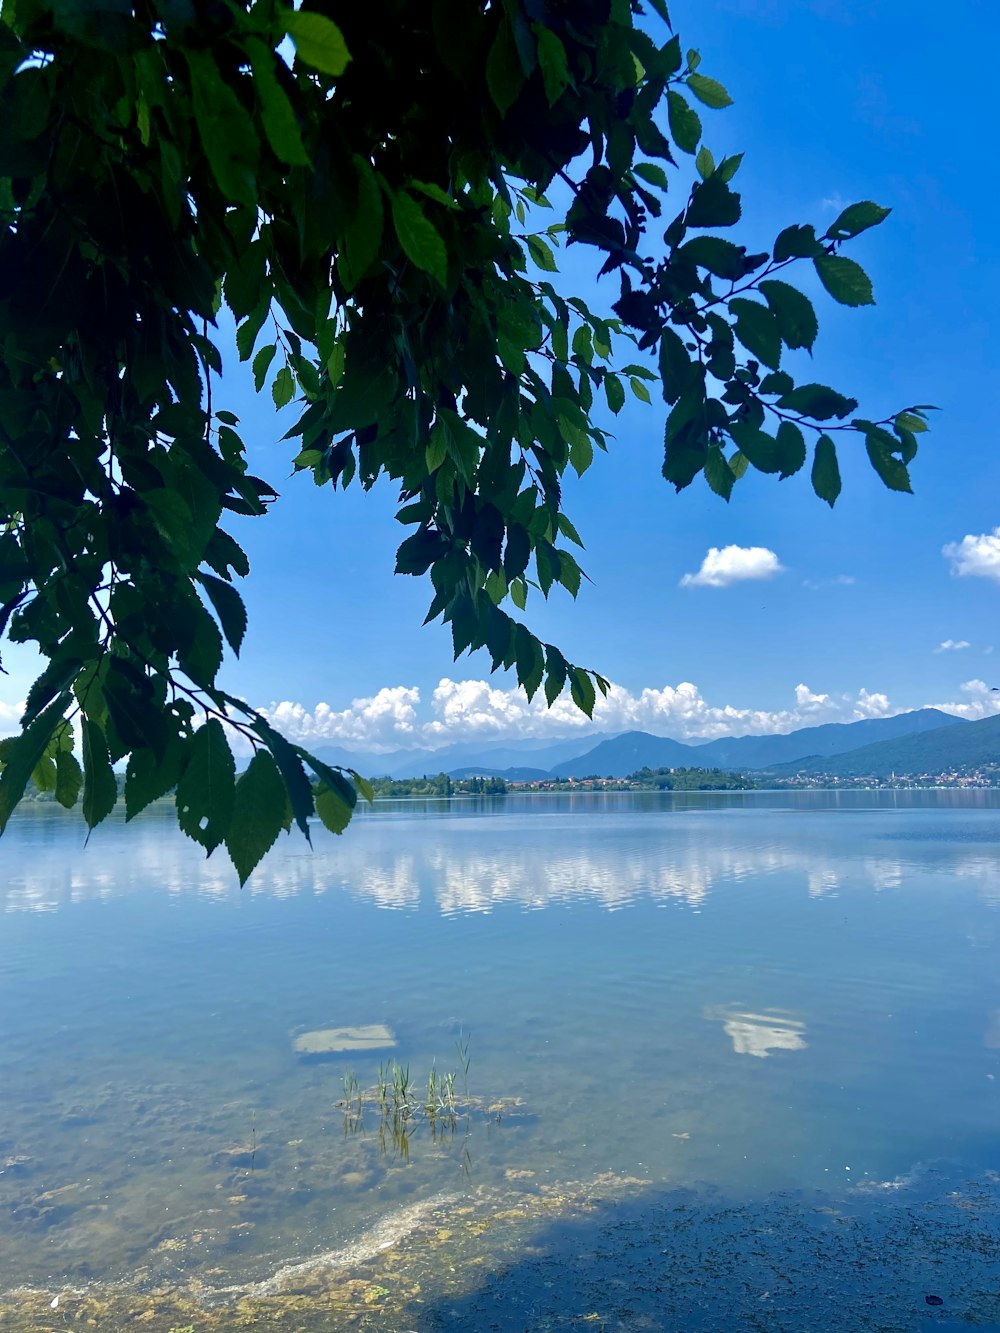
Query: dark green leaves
773,224,823,261
758,280,818,351
685,177,741,229
0,0,929,880
814,255,875,307
226,751,287,886
82,719,118,831
776,383,858,420
667,91,701,154
175,720,235,855
285,11,352,76
811,434,842,506
730,298,781,370
0,694,70,834
825,201,890,241
186,51,259,209
199,574,248,656
391,190,448,287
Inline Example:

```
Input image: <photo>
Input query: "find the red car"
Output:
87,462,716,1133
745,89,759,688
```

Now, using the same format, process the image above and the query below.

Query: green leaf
667,90,701,154
286,11,352,76
315,781,353,835
544,647,568,706
253,344,276,393
677,236,746,280
758,279,818,351
865,433,912,493
895,411,930,434
486,20,525,115
526,235,559,271
251,715,314,840
175,719,235,855
510,577,528,611
814,255,875,307
350,770,375,804
225,750,287,885
54,749,83,809
685,176,741,229
272,366,295,408
604,374,626,415
811,434,842,506
695,146,715,180
730,298,781,370
658,326,693,404
199,573,248,656
630,376,652,404
339,154,384,289
82,719,118,831
704,445,734,500
186,51,259,209
773,224,822,261
125,742,184,821
534,24,570,104
0,693,70,834
776,383,858,421
633,162,670,191
728,423,781,474
774,420,807,479
569,666,596,718
686,73,733,109
825,200,891,241
247,38,309,167
391,190,448,287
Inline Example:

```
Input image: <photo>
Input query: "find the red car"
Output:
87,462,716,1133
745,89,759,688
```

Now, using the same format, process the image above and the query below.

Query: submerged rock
292,1024,396,1056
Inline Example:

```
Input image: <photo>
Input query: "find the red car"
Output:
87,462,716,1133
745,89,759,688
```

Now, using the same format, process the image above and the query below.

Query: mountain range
311,707,979,781
769,710,1000,779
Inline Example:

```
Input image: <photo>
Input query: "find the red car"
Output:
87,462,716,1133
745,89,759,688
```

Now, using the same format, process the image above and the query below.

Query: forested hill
769,712,1000,779
550,710,960,779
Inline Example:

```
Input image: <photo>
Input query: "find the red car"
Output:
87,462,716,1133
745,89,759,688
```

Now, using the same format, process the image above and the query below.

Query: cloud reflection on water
4,797,1000,917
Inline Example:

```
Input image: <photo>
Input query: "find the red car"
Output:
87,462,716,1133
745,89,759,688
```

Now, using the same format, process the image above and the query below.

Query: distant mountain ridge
548,709,961,779
304,708,973,783
769,711,1000,779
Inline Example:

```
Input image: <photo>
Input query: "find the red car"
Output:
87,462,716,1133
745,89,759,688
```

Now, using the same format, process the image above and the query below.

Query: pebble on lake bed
292,1024,396,1056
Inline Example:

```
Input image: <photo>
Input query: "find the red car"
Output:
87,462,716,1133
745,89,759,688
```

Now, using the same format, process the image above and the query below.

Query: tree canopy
0,0,932,880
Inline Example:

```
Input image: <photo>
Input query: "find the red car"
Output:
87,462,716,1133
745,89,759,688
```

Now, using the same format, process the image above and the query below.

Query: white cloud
264,686,421,749
259,678,906,752
680,544,784,589
943,528,1000,583
853,688,893,719
928,679,1000,722
803,574,855,590
935,639,971,653
0,699,24,736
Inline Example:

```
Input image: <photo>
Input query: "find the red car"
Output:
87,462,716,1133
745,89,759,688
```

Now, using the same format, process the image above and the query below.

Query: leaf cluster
0,0,931,875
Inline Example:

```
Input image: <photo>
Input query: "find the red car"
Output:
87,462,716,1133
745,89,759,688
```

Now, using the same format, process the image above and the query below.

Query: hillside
770,711,1000,778
551,731,701,778
691,708,960,769
550,710,962,779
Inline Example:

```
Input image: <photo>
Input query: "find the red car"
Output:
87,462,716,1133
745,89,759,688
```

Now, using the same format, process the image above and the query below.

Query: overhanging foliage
0,0,932,879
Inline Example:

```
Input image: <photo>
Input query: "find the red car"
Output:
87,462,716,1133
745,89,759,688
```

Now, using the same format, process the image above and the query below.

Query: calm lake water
2,790,1000,1330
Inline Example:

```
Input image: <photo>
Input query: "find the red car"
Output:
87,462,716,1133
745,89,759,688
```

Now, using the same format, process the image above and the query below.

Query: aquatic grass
333,1042,506,1166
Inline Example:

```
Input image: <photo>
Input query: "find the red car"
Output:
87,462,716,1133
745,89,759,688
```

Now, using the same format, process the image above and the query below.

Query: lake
2,790,1000,1330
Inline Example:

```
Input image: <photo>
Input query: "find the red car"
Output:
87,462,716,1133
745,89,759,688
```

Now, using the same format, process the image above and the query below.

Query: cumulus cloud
680,544,784,589
928,679,1000,722
0,699,24,736
265,686,421,749
943,528,1000,583
935,639,971,653
260,678,906,752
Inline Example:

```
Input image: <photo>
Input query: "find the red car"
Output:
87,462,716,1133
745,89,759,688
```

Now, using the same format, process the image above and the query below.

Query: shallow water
2,790,999,1326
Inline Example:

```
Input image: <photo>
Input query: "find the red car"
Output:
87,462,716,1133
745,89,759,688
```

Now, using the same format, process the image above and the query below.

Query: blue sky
3,0,998,752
